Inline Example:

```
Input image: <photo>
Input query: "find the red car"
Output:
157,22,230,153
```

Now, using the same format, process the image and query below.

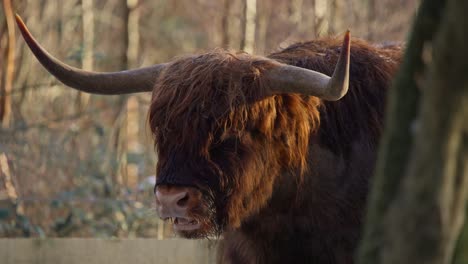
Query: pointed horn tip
343,30,351,49
15,14,29,35
15,14,24,25
324,30,351,101
344,30,351,37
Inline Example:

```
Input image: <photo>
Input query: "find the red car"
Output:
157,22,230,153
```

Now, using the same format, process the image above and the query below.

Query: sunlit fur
149,37,402,263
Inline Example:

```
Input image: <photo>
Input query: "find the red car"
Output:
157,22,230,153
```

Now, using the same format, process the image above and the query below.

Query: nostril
176,193,190,207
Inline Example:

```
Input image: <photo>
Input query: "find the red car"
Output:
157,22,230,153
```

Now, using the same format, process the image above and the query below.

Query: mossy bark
358,0,468,263
454,210,468,264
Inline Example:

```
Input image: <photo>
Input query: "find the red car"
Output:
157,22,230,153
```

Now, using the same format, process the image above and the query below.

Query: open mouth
172,217,201,231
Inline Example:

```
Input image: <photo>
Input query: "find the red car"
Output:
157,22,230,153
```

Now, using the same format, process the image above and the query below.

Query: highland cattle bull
16,15,402,264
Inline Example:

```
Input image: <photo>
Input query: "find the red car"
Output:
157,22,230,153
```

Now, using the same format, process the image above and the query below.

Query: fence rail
0,238,217,264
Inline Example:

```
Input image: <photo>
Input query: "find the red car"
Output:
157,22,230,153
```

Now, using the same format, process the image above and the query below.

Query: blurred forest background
0,0,419,238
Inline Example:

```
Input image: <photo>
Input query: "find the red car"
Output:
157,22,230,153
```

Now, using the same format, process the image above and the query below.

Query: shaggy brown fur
150,52,321,232
149,37,402,263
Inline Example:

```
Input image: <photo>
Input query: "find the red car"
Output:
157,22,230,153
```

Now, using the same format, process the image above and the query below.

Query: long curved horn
15,15,166,95
266,31,351,101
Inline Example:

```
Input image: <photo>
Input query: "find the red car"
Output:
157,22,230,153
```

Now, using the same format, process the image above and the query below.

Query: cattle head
16,15,350,238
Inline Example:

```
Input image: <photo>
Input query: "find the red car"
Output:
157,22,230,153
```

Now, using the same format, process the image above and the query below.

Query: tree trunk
221,0,231,49
454,214,468,263
0,0,15,128
240,0,256,53
126,0,140,69
255,0,272,55
367,0,376,40
124,0,141,190
76,0,94,109
314,0,327,36
358,0,468,263
328,0,337,34
307,0,317,37
289,0,303,27
382,0,468,262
